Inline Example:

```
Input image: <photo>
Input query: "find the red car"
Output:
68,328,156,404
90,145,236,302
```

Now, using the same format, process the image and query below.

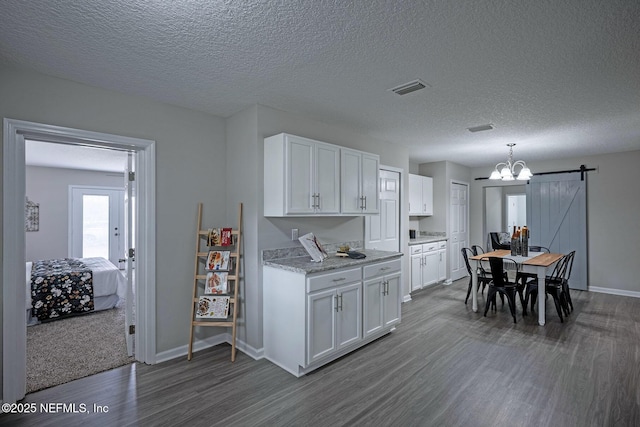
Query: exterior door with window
70,186,124,266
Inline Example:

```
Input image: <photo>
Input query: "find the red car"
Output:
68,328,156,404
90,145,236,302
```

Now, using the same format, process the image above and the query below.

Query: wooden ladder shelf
187,202,242,362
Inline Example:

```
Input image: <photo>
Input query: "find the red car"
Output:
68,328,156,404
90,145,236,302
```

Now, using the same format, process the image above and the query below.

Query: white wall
25,166,124,261
1,64,227,372
470,150,640,294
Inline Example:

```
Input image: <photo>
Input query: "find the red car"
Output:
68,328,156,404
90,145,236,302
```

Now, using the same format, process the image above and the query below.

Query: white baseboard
402,294,412,303
155,333,264,364
589,286,640,298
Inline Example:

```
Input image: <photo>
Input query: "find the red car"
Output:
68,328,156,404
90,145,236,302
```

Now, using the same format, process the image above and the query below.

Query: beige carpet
26,300,134,393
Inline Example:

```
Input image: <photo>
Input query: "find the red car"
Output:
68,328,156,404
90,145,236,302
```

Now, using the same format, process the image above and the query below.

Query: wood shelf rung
192,321,234,327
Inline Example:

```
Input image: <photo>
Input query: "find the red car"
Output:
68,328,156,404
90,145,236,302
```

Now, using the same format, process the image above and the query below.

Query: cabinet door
341,149,362,214
408,174,422,215
307,289,336,364
360,153,379,214
422,176,433,215
286,137,315,214
383,272,401,327
411,253,423,291
438,248,447,282
363,278,384,338
336,282,362,349
422,251,439,287
315,143,341,214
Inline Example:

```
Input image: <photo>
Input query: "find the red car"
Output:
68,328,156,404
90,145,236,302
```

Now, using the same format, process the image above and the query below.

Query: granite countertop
409,236,448,245
263,249,403,275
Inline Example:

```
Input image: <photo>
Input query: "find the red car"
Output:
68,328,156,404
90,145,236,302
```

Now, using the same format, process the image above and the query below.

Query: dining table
469,249,564,325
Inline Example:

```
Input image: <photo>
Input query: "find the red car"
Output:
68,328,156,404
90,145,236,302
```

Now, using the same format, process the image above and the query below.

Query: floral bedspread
31,258,94,321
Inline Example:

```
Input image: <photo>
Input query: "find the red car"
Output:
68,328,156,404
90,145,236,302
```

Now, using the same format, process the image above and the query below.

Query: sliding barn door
526,173,587,290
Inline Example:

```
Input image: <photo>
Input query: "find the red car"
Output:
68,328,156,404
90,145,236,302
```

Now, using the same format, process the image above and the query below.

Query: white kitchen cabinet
362,259,402,338
410,240,447,291
437,240,447,282
410,245,423,291
263,255,402,377
307,281,361,364
264,133,340,216
408,174,433,216
341,148,380,214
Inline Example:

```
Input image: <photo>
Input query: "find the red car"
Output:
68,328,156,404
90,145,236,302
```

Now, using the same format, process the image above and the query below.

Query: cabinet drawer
307,267,361,293
422,243,438,252
438,240,447,249
363,258,402,280
410,245,423,255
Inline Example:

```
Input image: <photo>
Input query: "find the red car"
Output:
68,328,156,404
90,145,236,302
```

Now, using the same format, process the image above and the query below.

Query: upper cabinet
408,173,433,216
341,148,379,215
264,133,379,216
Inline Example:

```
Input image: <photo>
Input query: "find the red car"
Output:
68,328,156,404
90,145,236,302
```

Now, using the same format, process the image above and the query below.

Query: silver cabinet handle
335,295,340,312
316,193,320,210
339,294,343,311
380,267,390,271
332,277,346,282
364,196,367,210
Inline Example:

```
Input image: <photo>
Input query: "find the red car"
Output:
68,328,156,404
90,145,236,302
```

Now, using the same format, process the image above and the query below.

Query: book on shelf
196,296,230,319
298,232,328,262
206,250,230,271
205,272,228,294
207,227,233,247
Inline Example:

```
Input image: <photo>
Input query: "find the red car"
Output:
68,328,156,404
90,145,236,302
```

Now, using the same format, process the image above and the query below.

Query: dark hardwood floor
2,279,639,426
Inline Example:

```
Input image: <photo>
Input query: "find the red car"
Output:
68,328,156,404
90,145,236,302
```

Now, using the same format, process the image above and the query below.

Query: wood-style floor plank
2,279,639,426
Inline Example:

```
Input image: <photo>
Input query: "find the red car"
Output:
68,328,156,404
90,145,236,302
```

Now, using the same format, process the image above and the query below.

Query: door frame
3,118,157,403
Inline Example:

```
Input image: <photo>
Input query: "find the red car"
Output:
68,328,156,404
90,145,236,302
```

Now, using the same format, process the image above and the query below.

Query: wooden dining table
469,249,564,325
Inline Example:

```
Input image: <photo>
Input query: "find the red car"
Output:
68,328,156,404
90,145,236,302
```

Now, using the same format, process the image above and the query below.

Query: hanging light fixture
489,143,532,181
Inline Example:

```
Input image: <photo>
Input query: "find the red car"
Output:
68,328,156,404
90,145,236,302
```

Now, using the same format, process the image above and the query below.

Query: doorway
506,194,526,235
3,118,156,403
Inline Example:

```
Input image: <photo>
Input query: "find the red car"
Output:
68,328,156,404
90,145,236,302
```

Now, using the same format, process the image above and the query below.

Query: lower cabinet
410,240,447,291
363,271,401,338
307,281,361,364
263,257,402,377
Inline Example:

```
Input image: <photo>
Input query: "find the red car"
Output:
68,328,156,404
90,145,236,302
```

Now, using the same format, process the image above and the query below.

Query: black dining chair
517,246,550,293
523,253,570,322
461,248,492,304
484,256,520,323
561,251,575,312
471,245,485,256
489,232,511,251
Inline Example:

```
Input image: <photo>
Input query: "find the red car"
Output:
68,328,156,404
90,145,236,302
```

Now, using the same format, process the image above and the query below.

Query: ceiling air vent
467,124,494,133
389,79,430,96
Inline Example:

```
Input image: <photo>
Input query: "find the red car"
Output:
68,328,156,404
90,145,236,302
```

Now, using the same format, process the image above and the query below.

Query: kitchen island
263,248,403,377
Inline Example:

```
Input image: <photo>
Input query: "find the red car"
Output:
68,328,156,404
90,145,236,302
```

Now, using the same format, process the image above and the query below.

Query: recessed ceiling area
25,140,129,173
2,1,639,167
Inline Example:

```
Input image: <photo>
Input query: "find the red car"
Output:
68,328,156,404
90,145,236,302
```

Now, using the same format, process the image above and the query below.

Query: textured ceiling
2,0,639,167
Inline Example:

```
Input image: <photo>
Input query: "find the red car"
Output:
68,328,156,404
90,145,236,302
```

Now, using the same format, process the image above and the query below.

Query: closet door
527,173,587,290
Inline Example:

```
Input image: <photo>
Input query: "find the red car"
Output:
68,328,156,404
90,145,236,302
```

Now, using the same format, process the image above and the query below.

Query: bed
26,257,126,325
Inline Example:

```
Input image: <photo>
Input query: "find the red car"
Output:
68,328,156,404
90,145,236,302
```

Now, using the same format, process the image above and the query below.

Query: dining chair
471,245,485,256
561,251,576,312
461,248,492,304
484,256,520,323
517,246,550,289
489,232,511,251
523,253,570,322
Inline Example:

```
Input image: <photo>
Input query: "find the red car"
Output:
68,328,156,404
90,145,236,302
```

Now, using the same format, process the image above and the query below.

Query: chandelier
489,143,532,181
